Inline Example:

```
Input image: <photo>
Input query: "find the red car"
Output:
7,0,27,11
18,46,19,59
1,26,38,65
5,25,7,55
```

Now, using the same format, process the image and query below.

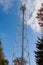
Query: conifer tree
35,36,43,65
35,3,43,65
0,40,9,65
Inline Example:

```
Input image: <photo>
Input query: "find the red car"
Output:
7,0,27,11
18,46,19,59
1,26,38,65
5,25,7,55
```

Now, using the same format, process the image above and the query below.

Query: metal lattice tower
20,4,26,65
12,4,30,65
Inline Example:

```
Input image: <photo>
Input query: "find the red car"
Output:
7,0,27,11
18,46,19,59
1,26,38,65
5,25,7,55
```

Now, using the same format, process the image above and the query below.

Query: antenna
12,3,30,65
20,4,26,65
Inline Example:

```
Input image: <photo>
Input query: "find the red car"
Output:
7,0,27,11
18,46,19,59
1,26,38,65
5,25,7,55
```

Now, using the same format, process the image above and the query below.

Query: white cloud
0,0,43,32
0,0,14,11
21,0,43,33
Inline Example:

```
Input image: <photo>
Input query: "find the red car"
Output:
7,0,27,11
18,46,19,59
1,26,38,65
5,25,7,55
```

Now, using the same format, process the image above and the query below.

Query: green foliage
0,59,9,65
0,40,9,65
35,36,43,65
4,59,9,65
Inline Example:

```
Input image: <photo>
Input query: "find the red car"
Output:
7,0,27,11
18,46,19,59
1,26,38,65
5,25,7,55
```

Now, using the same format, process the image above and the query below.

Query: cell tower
12,4,30,65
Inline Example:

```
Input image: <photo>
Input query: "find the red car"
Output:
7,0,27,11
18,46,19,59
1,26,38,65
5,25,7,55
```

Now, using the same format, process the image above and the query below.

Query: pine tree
35,36,43,65
36,3,43,27
35,2,43,65
0,40,9,65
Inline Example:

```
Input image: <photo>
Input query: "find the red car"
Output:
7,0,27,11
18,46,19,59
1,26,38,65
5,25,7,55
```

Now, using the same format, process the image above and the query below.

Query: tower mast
12,3,30,65
20,4,26,65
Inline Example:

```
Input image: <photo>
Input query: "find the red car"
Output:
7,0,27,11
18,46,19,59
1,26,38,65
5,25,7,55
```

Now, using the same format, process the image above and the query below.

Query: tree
35,36,43,65
35,2,43,65
0,40,9,65
36,3,43,27
4,59,9,65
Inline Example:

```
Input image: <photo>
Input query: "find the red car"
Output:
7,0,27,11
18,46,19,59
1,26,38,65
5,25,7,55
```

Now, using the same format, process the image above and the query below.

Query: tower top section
20,4,26,13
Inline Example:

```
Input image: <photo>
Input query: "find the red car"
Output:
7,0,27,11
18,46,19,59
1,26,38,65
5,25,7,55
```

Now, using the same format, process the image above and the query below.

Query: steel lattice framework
12,4,30,65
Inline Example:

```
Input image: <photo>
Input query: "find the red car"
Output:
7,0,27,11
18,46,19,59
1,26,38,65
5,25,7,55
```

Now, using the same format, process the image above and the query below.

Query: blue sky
0,0,42,65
